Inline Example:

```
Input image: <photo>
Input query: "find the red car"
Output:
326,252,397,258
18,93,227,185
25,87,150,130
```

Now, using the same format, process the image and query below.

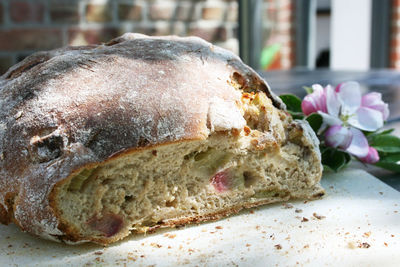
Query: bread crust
0,33,319,244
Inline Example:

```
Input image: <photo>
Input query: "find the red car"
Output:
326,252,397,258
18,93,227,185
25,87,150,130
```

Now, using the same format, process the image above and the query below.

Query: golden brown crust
0,33,302,243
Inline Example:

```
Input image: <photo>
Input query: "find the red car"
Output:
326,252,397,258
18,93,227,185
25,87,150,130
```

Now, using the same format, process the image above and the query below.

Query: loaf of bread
0,33,324,245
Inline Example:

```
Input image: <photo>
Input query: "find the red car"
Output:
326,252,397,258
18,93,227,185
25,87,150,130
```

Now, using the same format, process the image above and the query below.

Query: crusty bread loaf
0,33,324,245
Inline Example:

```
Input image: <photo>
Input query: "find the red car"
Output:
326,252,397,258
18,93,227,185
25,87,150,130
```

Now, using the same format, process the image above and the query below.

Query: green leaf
321,146,351,172
305,113,323,133
371,134,400,153
366,128,395,138
279,94,302,113
378,128,395,135
303,86,313,94
374,153,400,172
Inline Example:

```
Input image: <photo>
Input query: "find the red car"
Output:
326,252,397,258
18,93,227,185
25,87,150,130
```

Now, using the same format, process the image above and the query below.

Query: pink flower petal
348,107,383,132
360,147,380,164
346,128,369,158
337,81,361,115
361,92,390,120
335,83,344,92
302,96,318,115
362,92,382,106
325,125,353,149
301,84,328,115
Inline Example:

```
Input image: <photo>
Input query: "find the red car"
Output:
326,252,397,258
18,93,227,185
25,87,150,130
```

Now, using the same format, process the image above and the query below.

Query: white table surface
1,168,399,267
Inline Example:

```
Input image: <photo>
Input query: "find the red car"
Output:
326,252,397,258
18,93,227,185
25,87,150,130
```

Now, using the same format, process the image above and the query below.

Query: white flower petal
318,111,342,126
348,107,383,132
337,81,361,115
325,85,340,117
311,84,324,92
346,128,369,158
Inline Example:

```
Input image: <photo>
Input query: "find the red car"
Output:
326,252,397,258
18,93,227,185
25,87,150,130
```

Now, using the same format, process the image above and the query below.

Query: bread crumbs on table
363,231,371,238
140,255,145,258
303,244,310,249
312,213,325,220
301,217,309,222
282,203,293,209
269,234,275,240
295,208,303,213
384,242,388,247
391,234,395,237
359,242,371,248
274,244,282,250
164,233,176,238
246,244,251,247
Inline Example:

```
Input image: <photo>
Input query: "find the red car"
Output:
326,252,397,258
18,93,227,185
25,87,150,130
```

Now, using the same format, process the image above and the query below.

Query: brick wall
391,0,400,68
264,0,294,69
0,0,294,74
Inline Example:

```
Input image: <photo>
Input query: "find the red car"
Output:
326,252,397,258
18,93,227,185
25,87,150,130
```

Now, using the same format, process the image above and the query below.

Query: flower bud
325,125,353,150
359,147,380,164
301,85,327,115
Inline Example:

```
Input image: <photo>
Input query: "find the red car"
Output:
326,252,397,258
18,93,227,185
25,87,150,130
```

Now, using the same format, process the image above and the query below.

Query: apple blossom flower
359,147,380,164
301,81,389,160
328,81,387,132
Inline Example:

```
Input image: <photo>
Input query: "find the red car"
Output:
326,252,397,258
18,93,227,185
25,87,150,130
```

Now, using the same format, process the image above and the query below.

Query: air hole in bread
243,171,258,188
124,195,133,202
30,133,64,163
231,72,247,90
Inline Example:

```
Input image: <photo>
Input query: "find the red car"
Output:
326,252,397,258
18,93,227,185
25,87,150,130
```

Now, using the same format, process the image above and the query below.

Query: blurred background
0,0,398,74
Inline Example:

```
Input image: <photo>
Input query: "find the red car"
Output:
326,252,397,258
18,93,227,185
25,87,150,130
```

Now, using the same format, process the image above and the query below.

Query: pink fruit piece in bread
87,213,124,237
210,170,232,193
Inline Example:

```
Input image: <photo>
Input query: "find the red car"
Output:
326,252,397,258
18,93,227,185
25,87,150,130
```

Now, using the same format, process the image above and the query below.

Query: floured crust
0,33,320,244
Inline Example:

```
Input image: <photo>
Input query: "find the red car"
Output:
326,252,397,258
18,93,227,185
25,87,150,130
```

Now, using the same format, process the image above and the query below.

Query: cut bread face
53,91,323,245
